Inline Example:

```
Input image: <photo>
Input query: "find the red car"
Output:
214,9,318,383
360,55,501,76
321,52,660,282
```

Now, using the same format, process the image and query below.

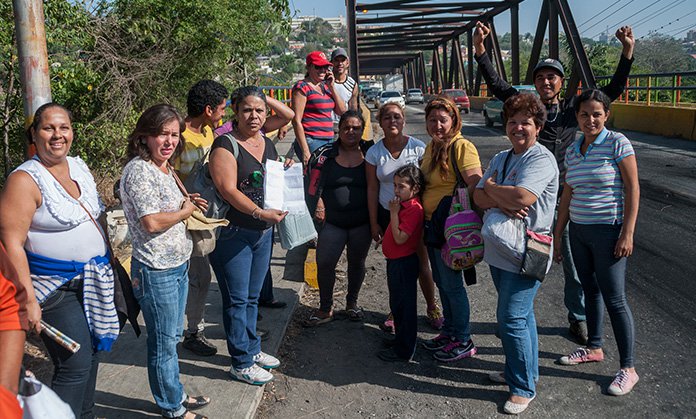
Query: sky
289,0,696,40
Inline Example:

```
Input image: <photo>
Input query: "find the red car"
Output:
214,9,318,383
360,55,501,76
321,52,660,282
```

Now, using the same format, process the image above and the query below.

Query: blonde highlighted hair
425,95,463,179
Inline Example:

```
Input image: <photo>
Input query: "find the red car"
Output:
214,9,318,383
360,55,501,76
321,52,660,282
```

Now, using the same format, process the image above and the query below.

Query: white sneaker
253,351,281,369
230,364,273,385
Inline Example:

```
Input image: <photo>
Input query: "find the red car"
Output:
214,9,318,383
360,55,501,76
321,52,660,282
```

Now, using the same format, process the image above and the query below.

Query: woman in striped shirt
291,51,347,165
554,89,640,397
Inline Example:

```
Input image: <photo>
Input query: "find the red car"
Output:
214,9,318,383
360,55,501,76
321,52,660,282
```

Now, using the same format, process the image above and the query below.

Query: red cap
306,51,331,67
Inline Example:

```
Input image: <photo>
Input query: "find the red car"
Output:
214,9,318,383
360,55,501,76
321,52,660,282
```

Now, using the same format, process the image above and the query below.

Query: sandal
169,410,208,419
302,311,333,327
346,307,364,322
182,395,210,410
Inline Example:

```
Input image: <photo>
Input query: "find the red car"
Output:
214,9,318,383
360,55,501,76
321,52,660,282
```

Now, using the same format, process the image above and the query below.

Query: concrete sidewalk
94,133,306,418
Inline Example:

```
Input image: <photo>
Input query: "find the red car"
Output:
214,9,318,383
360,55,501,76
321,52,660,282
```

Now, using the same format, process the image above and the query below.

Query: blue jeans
293,137,334,160
209,226,273,369
569,222,635,368
40,278,100,419
426,246,472,342
554,212,586,323
490,265,541,399
131,259,189,418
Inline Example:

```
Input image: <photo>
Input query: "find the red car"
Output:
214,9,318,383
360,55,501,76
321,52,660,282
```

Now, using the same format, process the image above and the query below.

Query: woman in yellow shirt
420,96,482,362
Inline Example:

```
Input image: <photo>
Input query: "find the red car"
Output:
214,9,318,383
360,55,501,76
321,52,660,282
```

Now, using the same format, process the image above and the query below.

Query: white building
291,15,346,31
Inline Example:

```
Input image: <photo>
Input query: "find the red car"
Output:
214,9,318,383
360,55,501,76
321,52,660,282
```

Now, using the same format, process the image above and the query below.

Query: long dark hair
126,104,185,162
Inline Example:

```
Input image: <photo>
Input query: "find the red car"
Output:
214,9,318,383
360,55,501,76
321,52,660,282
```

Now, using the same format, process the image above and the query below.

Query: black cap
331,48,349,60
533,58,565,78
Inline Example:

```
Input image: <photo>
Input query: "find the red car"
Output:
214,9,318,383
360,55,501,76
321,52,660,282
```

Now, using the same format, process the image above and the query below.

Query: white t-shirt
332,76,356,124
365,136,426,209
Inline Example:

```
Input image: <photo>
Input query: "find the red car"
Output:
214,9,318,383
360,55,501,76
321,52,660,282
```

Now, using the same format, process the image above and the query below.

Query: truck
383,73,404,93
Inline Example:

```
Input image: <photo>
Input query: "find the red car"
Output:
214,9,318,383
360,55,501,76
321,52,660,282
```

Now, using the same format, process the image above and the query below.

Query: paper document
264,160,307,214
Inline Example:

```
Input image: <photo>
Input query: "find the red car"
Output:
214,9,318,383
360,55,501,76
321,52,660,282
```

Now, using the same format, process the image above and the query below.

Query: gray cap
331,47,349,60
533,58,565,78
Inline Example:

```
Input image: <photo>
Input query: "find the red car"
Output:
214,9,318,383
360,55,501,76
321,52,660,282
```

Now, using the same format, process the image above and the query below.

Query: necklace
546,103,559,123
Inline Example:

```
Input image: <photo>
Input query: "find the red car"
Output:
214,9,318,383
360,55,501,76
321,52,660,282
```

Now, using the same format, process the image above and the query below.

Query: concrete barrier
608,103,696,141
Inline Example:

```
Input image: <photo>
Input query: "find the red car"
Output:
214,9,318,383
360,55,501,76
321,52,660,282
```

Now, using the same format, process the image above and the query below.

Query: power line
639,8,696,39
632,0,686,29
589,0,664,39
582,0,638,34
666,22,696,36
577,0,623,29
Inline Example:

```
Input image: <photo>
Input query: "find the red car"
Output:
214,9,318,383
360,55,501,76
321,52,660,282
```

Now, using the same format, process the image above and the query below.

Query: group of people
0,23,641,419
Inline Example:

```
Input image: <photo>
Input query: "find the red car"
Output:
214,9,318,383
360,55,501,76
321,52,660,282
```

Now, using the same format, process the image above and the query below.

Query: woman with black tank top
208,86,292,386
303,110,373,327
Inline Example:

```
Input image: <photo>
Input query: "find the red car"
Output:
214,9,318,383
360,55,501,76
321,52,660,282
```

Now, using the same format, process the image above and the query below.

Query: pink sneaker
558,347,604,365
380,313,395,334
608,369,639,396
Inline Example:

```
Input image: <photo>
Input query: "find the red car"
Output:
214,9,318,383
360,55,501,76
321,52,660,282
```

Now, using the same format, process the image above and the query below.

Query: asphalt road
259,103,696,418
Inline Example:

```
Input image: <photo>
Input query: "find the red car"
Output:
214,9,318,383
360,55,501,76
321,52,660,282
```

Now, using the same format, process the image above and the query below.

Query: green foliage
269,54,303,84
0,0,291,185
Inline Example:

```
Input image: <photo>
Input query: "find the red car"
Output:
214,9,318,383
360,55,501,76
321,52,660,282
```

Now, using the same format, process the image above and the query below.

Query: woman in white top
365,102,443,331
0,103,118,418
120,104,210,419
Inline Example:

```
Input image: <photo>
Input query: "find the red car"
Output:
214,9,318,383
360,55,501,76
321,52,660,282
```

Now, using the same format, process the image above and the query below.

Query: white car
374,90,405,109
405,88,424,104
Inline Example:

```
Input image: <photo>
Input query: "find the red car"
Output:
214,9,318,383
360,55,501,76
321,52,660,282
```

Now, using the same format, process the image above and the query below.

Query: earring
140,138,146,145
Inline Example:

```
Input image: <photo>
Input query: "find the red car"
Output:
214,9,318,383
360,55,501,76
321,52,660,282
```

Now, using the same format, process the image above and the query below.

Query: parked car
405,88,424,104
374,90,405,109
442,89,470,113
482,85,538,127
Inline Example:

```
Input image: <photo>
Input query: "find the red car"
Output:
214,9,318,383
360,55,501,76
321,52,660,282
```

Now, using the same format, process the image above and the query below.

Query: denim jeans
209,225,272,369
131,258,189,418
185,255,214,335
554,212,586,323
569,222,635,369
387,254,420,359
316,222,372,312
490,265,541,399
40,278,100,419
426,246,472,342
293,137,334,161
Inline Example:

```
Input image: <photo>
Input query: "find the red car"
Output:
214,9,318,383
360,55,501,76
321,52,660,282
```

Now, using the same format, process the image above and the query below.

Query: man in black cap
331,47,359,133
473,21,635,345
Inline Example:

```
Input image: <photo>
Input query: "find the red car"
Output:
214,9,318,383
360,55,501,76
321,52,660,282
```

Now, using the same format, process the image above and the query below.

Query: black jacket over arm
474,51,634,180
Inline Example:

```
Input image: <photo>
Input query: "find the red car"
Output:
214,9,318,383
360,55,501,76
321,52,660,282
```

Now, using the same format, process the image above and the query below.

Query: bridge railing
477,71,696,107
595,71,696,107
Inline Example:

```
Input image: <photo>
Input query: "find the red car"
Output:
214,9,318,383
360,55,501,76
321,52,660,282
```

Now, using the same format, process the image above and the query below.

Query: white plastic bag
18,374,75,419
481,208,526,266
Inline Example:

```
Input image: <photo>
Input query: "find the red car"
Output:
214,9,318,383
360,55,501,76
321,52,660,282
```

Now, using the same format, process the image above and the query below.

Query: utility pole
13,0,52,128
346,0,359,80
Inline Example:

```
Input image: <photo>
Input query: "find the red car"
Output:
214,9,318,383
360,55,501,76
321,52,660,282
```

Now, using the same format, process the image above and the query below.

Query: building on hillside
687,30,696,42
291,15,346,31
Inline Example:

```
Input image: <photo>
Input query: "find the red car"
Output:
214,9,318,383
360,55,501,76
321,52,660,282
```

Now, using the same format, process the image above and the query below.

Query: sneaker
230,364,273,385
182,331,217,357
377,348,412,363
421,334,452,351
252,351,280,370
607,369,639,396
380,313,395,334
558,347,604,366
426,306,444,330
569,320,589,345
433,339,477,362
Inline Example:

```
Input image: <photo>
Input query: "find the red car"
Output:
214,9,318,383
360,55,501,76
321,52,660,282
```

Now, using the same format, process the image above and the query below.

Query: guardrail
596,71,696,107
476,71,696,107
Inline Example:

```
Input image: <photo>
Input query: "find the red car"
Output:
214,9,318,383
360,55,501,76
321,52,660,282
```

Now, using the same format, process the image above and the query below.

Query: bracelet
251,207,261,220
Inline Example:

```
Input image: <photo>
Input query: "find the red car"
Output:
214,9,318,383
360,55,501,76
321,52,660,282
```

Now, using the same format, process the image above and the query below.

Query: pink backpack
441,187,484,270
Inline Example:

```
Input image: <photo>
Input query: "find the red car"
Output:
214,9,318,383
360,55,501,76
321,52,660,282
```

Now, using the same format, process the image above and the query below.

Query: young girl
378,165,425,362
